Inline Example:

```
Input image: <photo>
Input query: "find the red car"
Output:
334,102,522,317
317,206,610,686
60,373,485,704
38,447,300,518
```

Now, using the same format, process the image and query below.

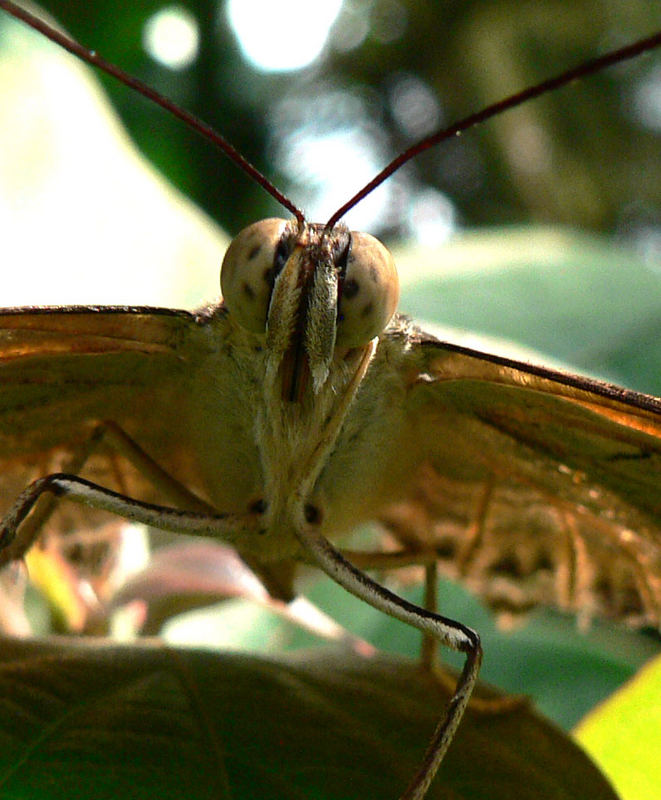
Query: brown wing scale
380,321,661,628
0,306,216,536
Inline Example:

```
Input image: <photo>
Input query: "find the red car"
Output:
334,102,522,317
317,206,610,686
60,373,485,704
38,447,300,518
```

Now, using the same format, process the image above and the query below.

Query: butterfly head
221,218,399,401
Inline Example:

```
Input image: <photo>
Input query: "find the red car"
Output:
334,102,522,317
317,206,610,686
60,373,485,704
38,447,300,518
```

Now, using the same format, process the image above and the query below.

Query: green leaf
574,654,661,800
397,228,661,394
165,574,659,731
0,638,618,800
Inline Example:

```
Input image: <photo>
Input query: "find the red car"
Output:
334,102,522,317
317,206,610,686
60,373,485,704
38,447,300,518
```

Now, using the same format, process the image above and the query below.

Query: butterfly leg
340,548,450,666
0,473,258,567
1,420,216,565
3,421,377,651
341,545,527,714
91,427,335,639
95,420,215,511
339,548,441,667
102,426,378,653
296,522,481,800
408,484,527,712
420,559,526,714
420,562,439,670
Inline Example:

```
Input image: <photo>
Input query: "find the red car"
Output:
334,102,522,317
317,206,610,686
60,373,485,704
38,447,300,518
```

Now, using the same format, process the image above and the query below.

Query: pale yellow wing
0,305,216,525
387,324,661,628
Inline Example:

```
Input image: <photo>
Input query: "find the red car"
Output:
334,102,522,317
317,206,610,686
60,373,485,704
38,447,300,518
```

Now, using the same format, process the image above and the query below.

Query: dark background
11,0,661,240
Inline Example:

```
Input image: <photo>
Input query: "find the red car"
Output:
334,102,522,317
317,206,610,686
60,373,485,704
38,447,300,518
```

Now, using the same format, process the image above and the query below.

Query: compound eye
336,232,399,348
221,218,290,333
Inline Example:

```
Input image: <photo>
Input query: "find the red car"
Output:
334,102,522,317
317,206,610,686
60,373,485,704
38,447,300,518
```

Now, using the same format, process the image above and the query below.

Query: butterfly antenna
326,30,661,229
0,0,305,223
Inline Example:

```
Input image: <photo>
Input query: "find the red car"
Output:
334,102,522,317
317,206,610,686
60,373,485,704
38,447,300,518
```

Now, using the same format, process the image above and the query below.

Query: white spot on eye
143,6,199,70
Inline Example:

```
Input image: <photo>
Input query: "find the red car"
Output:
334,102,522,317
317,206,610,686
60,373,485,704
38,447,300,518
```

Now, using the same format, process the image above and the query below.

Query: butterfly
1,2,660,799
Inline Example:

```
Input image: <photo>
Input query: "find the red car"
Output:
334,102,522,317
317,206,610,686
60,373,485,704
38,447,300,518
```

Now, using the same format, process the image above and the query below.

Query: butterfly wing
387,322,661,628
0,306,213,527
4,305,661,627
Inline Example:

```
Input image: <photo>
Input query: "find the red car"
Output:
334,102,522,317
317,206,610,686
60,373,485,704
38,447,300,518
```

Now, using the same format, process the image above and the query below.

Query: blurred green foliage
16,0,661,236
